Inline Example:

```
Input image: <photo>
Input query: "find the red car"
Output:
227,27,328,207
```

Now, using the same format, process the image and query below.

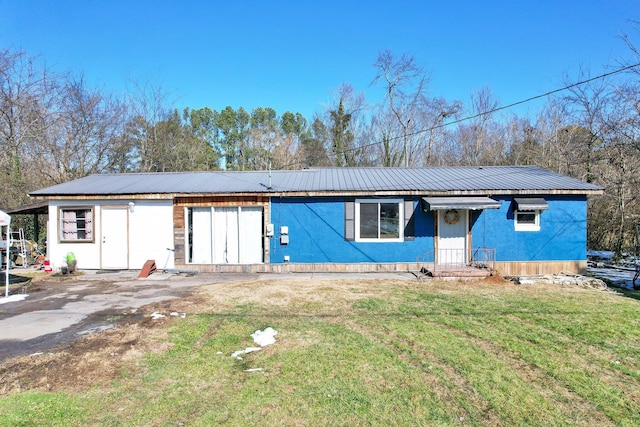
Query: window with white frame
514,210,540,231
59,207,94,242
355,199,403,241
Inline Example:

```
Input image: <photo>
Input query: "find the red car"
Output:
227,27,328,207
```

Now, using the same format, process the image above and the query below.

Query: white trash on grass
251,327,278,346
151,311,186,320
231,347,263,360
230,327,278,361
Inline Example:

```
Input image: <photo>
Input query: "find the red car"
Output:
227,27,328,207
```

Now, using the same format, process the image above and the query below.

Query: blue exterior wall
269,197,434,263
471,195,588,262
269,195,588,264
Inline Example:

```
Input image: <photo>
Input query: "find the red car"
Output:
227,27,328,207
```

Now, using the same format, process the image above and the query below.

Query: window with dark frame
356,200,402,241
516,212,536,224
514,210,540,231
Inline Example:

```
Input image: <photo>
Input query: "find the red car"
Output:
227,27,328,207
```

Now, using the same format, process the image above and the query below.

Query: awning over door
513,197,548,211
421,196,501,211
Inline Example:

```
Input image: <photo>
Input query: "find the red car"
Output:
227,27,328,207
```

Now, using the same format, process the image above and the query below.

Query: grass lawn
1,277,640,426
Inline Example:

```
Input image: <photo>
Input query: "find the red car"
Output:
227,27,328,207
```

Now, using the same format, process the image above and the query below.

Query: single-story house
27,166,603,276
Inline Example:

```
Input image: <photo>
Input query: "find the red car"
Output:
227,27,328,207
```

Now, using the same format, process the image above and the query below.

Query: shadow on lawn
617,288,640,302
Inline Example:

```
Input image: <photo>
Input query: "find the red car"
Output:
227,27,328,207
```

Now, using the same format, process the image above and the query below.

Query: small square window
515,210,540,231
60,207,94,242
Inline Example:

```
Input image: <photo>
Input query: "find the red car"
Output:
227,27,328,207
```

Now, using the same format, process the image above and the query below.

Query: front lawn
1,277,639,426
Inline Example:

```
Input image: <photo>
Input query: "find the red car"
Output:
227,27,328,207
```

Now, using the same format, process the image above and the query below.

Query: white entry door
101,207,129,269
437,209,468,266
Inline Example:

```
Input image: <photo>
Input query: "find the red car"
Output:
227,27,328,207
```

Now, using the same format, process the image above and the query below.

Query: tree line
1,40,640,254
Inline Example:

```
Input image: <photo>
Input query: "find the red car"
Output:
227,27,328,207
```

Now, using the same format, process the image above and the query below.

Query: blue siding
471,195,587,261
269,195,588,264
269,197,434,264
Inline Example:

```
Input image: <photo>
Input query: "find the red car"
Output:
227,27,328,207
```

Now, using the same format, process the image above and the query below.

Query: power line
279,61,640,169
422,61,640,134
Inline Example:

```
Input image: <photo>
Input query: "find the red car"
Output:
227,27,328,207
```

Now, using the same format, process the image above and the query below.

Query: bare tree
504,116,543,166
33,76,128,181
370,107,403,166
124,81,175,172
454,87,506,165
325,84,367,167
372,50,429,167
0,50,60,206
558,62,640,252
597,82,640,252
420,97,462,166
529,99,571,173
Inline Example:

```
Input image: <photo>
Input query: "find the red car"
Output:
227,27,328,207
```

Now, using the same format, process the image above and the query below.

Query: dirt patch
483,273,510,285
0,298,194,396
198,277,406,308
0,324,164,395
0,271,216,397
0,277,390,396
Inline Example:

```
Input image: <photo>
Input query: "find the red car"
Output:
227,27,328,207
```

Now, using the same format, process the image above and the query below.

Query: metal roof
29,166,604,197
4,201,49,215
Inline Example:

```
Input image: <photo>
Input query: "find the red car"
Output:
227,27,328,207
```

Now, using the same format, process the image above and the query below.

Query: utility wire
278,61,640,169
423,61,640,133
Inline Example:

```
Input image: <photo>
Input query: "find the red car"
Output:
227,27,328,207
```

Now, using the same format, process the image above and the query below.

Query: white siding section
48,200,174,271
127,201,174,269
48,202,101,271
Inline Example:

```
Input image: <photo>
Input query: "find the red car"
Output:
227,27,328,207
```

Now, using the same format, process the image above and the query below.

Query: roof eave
29,187,604,200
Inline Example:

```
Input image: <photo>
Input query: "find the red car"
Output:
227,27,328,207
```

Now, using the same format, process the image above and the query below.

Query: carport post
4,225,7,297
1,209,11,297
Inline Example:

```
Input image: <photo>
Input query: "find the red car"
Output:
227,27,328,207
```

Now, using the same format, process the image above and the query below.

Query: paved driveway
0,271,257,362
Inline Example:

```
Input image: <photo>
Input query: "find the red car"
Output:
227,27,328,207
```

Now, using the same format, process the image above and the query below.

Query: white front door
101,207,129,269
437,209,468,266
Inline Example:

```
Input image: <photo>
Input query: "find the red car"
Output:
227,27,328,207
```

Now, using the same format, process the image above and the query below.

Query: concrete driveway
0,271,257,362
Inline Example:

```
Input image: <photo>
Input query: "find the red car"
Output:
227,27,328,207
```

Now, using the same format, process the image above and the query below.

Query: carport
1,209,10,296
5,201,49,264
5,200,49,243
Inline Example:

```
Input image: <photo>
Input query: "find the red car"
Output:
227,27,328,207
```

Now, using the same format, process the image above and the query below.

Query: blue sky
1,1,638,120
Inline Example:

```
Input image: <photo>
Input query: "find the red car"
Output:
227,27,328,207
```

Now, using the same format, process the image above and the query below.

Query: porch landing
421,266,493,280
